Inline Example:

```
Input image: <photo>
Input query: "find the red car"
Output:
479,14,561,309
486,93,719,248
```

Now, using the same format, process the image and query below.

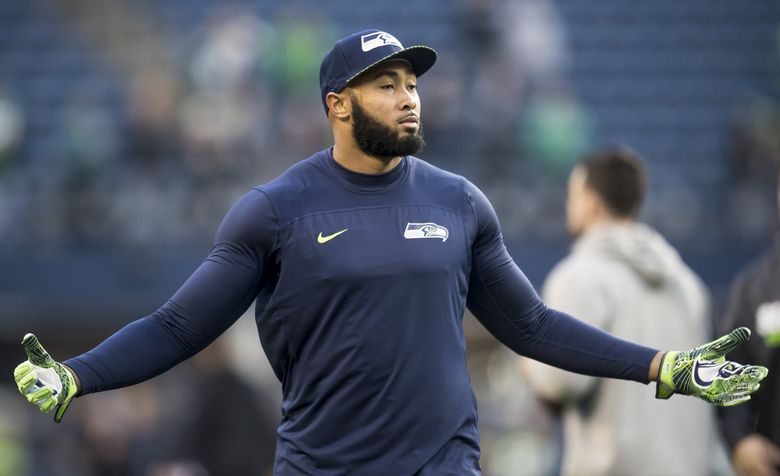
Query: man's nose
399,89,418,110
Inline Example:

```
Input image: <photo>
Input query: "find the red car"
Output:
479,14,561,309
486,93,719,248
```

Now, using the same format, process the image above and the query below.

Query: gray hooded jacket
523,223,717,476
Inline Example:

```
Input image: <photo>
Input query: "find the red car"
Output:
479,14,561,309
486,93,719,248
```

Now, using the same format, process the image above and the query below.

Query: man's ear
585,187,608,219
326,92,350,120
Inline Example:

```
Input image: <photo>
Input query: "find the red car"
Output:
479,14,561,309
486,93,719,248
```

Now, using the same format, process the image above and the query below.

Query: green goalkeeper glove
656,327,769,406
13,333,79,423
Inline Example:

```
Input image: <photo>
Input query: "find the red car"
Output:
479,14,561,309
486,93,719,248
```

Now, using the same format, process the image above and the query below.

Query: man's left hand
655,327,768,406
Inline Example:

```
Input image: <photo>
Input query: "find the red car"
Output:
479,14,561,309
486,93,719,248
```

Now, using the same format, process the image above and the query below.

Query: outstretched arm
65,189,277,395
14,189,278,423
464,181,658,383
522,258,660,401
465,181,766,404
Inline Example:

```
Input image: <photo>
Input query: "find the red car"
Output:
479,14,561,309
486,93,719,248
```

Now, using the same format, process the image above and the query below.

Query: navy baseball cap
319,29,437,114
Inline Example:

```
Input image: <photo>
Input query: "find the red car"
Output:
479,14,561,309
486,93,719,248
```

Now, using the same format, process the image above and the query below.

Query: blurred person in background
717,169,780,476
150,335,277,476
522,147,721,476
12,30,767,476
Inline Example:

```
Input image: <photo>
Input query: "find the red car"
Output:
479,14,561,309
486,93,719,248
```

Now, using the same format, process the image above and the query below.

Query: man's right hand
13,333,78,423
733,434,780,476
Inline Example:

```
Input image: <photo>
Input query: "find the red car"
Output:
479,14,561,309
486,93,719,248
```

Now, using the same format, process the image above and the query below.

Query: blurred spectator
726,97,780,241
180,8,271,176
150,335,278,476
456,0,523,171
455,0,573,181
0,87,25,243
469,340,558,476
59,87,119,174
521,147,721,475
0,87,25,173
74,384,161,476
123,68,182,166
0,387,28,476
518,81,592,178
261,6,334,156
24,86,120,244
411,45,467,163
21,380,162,476
717,169,780,476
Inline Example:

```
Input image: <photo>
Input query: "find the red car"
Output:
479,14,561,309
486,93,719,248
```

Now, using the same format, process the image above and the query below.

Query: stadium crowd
0,0,778,475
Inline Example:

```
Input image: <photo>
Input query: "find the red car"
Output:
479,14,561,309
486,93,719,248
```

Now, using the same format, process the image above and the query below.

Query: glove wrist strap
54,365,78,423
655,351,676,399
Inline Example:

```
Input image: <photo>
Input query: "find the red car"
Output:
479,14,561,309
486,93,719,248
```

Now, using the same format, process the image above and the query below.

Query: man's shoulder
256,150,329,197
544,237,629,294
407,156,486,203
407,156,464,183
406,156,461,185
406,156,481,219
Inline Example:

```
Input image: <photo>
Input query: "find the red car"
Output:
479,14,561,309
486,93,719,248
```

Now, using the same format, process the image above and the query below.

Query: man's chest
277,204,471,282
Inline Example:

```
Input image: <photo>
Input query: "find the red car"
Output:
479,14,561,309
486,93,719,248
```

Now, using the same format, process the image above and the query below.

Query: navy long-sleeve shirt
65,149,658,475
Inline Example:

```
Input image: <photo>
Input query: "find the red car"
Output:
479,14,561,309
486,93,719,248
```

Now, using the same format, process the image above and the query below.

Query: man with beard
13,29,769,475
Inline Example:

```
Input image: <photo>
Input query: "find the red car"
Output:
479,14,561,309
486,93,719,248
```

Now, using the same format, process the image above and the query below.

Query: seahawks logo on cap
404,222,449,242
361,31,403,52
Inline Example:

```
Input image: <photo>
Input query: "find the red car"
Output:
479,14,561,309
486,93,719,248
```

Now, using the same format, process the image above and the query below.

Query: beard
351,98,425,159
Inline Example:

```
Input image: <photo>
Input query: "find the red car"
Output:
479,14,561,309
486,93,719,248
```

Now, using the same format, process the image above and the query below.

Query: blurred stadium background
0,0,778,474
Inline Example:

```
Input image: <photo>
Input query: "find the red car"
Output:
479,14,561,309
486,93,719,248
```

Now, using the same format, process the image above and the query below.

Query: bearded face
350,94,425,159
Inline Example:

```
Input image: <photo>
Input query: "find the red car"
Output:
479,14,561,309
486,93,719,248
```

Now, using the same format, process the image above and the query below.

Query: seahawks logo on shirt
404,222,448,242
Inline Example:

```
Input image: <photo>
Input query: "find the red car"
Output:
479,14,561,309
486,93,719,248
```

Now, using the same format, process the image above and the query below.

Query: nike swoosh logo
317,228,348,244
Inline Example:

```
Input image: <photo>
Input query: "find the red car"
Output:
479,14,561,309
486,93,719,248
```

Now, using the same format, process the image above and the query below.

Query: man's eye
408,84,417,91
381,84,394,90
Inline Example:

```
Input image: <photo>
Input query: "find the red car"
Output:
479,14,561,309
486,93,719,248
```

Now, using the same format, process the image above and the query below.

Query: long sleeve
522,261,612,401
65,189,278,395
464,182,658,383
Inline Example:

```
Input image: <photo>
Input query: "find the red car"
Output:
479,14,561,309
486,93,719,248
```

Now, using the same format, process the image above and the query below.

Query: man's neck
331,143,402,175
582,217,636,235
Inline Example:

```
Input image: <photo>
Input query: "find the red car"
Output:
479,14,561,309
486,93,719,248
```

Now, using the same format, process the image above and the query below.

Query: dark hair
579,147,646,219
